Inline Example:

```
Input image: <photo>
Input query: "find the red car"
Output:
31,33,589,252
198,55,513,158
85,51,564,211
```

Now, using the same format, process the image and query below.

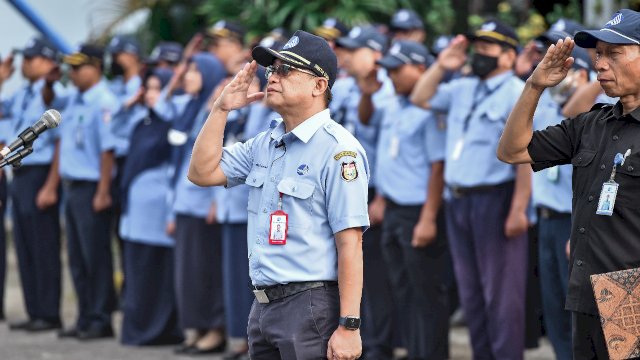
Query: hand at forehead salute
529,37,575,90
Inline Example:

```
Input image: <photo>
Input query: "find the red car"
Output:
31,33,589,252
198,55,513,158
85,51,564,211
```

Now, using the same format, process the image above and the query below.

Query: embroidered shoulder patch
334,151,357,161
341,161,358,182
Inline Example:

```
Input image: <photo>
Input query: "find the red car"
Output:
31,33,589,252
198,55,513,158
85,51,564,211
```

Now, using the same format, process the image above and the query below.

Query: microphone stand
0,141,34,169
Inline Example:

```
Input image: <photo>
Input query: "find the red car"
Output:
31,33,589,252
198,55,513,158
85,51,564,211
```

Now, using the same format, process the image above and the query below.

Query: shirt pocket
245,170,266,214
612,153,640,208
277,177,315,229
468,107,505,144
570,149,597,195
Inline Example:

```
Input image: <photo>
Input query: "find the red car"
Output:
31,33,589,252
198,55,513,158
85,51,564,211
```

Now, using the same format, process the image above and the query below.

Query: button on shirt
59,81,119,181
528,101,640,315
220,109,370,286
376,96,446,205
430,71,524,187
330,71,395,187
0,79,67,165
532,90,572,213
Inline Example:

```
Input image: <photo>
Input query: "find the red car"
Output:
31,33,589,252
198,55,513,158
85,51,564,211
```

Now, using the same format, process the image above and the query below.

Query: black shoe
9,320,33,330
223,351,249,360
26,319,62,332
58,327,80,338
174,343,195,354
77,326,114,341
183,339,227,355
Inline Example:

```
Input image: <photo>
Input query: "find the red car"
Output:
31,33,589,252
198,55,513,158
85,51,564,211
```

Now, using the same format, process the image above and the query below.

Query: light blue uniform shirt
216,103,273,224
430,71,524,187
109,76,142,157
531,91,573,213
59,81,119,181
220,109,370,286
330,71,394,187
172,108,216,218
376,96,446,205
0,79,67,165
120,163,174,246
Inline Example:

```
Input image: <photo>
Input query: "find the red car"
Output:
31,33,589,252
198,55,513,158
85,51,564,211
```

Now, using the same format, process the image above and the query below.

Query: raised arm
410,35,468,109
497,37,575,164
188,61,265,187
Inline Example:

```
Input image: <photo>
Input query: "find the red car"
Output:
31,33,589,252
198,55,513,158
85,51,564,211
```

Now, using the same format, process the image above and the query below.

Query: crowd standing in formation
0,6,634,360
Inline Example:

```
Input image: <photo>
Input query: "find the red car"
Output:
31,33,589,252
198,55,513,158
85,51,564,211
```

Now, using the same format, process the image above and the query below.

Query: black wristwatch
339,316,361,330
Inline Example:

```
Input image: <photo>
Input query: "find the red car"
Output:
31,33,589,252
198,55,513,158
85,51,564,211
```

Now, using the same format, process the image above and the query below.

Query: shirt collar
612,101,640,122
483,70,513,92
270,109,331,144
79,80,107,104
28,78,45,93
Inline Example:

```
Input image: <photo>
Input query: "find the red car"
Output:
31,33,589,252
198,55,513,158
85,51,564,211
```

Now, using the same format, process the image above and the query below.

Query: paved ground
0,242,556,359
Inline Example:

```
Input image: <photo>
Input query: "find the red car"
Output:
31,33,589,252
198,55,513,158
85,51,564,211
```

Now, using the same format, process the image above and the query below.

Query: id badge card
596,181,618,216
451,139,464,161
269,210,288,245
389,136,399,159
546,166,559,182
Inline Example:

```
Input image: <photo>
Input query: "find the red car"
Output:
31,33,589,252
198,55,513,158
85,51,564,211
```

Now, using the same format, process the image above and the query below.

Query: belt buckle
451,187,463,198
253,289,270,304
541,208,550,219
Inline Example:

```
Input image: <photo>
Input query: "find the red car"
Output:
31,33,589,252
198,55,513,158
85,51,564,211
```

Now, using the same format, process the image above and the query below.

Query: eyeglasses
265,63,317,79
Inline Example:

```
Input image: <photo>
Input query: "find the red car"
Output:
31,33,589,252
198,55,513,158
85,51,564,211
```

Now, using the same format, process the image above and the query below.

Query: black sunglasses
265,63,316,79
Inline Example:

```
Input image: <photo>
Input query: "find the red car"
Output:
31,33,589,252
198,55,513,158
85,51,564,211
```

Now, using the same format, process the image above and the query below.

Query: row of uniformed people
320,16,617,360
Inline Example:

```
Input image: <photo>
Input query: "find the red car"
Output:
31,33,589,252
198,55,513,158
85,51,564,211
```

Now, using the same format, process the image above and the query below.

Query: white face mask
549,71,580,105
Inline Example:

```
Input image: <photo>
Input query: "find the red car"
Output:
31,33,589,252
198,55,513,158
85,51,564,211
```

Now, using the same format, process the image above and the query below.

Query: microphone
0,109,61,158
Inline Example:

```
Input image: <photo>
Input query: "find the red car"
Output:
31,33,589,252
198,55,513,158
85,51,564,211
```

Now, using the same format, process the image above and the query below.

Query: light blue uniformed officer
370,39,449,360
0,37,67,331
189,30,369,359
57,44,119,339
410,20,530,359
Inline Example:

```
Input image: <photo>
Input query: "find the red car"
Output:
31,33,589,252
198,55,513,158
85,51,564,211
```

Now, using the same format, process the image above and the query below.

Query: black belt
251,281,337,304
538,206,571,219
449,181,513,198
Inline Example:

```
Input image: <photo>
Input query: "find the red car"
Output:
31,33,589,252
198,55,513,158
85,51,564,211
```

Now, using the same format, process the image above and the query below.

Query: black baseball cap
390,9,424,31
575,9,640,48
147,42,183,64
314,18,349,41
64,44,104,67
468,19,519,50
207,20,246,45
107,35,141,56
21,37,58,60
336,26,388,53
252,30,338,88
538,19,586,44
377,40,433,69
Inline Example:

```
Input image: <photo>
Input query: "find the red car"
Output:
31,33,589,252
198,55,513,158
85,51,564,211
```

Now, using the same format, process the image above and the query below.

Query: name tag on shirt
596,181,618,216
269,210,288,245
547,166,559,182
451,139,464,161
389,136,399,159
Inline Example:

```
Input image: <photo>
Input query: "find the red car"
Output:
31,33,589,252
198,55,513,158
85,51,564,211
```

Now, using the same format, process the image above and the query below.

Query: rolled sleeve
528,116,578,171
219,137,255,188
324,144,370,234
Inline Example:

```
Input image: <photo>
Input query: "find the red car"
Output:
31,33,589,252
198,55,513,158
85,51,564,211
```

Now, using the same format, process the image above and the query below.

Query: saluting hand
437,35,469,72
0,54,15,84
529,37,575,90
357,69,382,97
214,61,265,112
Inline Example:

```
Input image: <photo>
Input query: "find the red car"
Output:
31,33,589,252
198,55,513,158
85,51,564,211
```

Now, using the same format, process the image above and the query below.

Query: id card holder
596,181,618,216
389,136,399,159
451,138,464,161
269,193,288,245
546,166,559,182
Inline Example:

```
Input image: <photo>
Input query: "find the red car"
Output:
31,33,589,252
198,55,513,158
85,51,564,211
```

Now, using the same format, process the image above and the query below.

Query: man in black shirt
497,9,640,359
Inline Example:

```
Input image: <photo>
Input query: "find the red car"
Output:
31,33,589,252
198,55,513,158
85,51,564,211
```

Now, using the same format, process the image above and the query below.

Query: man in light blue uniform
365,40,449,359
189,31,369,360
411,20,531,359
0,37,66,332
57,44,119,340
531,45,592,360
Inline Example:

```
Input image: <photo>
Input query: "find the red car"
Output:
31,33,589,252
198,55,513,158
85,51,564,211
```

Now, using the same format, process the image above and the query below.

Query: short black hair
324,88,332,107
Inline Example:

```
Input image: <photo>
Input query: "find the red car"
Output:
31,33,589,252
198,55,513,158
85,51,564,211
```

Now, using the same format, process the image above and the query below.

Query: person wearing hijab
114,68,182,346
170,52,227,355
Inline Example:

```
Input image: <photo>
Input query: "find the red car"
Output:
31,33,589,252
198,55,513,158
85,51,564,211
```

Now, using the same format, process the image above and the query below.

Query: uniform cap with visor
574,9,640,48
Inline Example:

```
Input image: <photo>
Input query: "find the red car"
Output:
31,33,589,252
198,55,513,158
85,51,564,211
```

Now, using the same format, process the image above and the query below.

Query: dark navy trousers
10,165,61,322
381,202,451,360
222,223,252,338
446,182,528,360
64,180,115,331
174,214,225,330
538,214,572,360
